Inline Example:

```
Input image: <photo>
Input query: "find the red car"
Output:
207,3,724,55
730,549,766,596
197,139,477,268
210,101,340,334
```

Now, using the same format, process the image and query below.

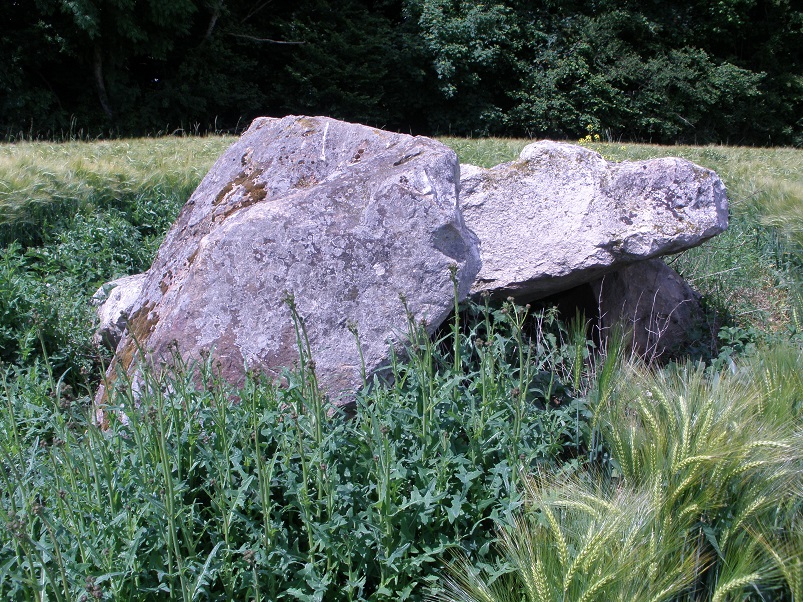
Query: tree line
2,0,801,145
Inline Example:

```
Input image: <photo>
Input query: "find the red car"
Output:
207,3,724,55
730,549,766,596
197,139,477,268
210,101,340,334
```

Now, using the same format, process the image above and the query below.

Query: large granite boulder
96,116,480,405
461,141,728,300
591,259,705,362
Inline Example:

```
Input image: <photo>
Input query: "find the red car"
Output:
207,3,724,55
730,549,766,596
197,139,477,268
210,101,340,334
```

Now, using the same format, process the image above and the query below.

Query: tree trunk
203,4,220,41
93,43,114,120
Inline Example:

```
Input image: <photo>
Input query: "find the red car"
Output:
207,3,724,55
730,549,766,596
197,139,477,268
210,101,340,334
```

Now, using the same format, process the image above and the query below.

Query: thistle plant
0,297,596,601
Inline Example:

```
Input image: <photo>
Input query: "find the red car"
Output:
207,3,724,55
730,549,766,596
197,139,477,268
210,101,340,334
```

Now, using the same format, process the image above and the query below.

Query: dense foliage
2,0,802,144
0,137,230,383
1,295,600,600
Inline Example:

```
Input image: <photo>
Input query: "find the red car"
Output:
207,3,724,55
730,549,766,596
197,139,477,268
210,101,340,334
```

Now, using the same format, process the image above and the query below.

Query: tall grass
439,138,530,169
0,136,231,379
436,343,803,602
435,477,703,602
0,136,232,247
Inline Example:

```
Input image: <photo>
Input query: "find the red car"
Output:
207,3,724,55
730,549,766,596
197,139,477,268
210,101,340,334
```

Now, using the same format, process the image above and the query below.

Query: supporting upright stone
591,259,706,362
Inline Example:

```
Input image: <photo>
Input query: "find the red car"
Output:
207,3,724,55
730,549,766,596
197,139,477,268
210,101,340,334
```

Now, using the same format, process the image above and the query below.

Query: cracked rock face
96,116,480,405
461,141,728,300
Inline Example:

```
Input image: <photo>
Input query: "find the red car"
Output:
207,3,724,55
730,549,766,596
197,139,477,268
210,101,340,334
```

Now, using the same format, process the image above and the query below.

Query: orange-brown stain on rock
95,301,160,408
294,174,319,189
212,168,269,223
159,270,173,294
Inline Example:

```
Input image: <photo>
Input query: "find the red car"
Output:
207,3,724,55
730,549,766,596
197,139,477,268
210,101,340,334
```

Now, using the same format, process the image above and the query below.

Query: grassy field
0,137,232,248
0,135,801,601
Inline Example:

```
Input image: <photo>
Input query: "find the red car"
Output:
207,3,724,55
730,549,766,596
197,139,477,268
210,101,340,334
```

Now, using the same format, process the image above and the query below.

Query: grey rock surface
461,140,728,300
591,258,705,362
97,116,480,405
91,273,147,351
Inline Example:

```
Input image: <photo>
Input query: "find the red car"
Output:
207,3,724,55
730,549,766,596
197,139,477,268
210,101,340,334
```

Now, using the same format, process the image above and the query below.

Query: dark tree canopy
2,0,801,144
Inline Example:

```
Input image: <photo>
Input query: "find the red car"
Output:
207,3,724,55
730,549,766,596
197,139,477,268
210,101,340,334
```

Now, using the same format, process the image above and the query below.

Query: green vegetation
0,137,801,600
438,344,803,602
0,137,231,381
3,1,802,144
0,137,233,247
1,298,595,600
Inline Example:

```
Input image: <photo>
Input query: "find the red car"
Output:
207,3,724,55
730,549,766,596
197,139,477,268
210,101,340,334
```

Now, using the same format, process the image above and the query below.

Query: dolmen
94,116,728,406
